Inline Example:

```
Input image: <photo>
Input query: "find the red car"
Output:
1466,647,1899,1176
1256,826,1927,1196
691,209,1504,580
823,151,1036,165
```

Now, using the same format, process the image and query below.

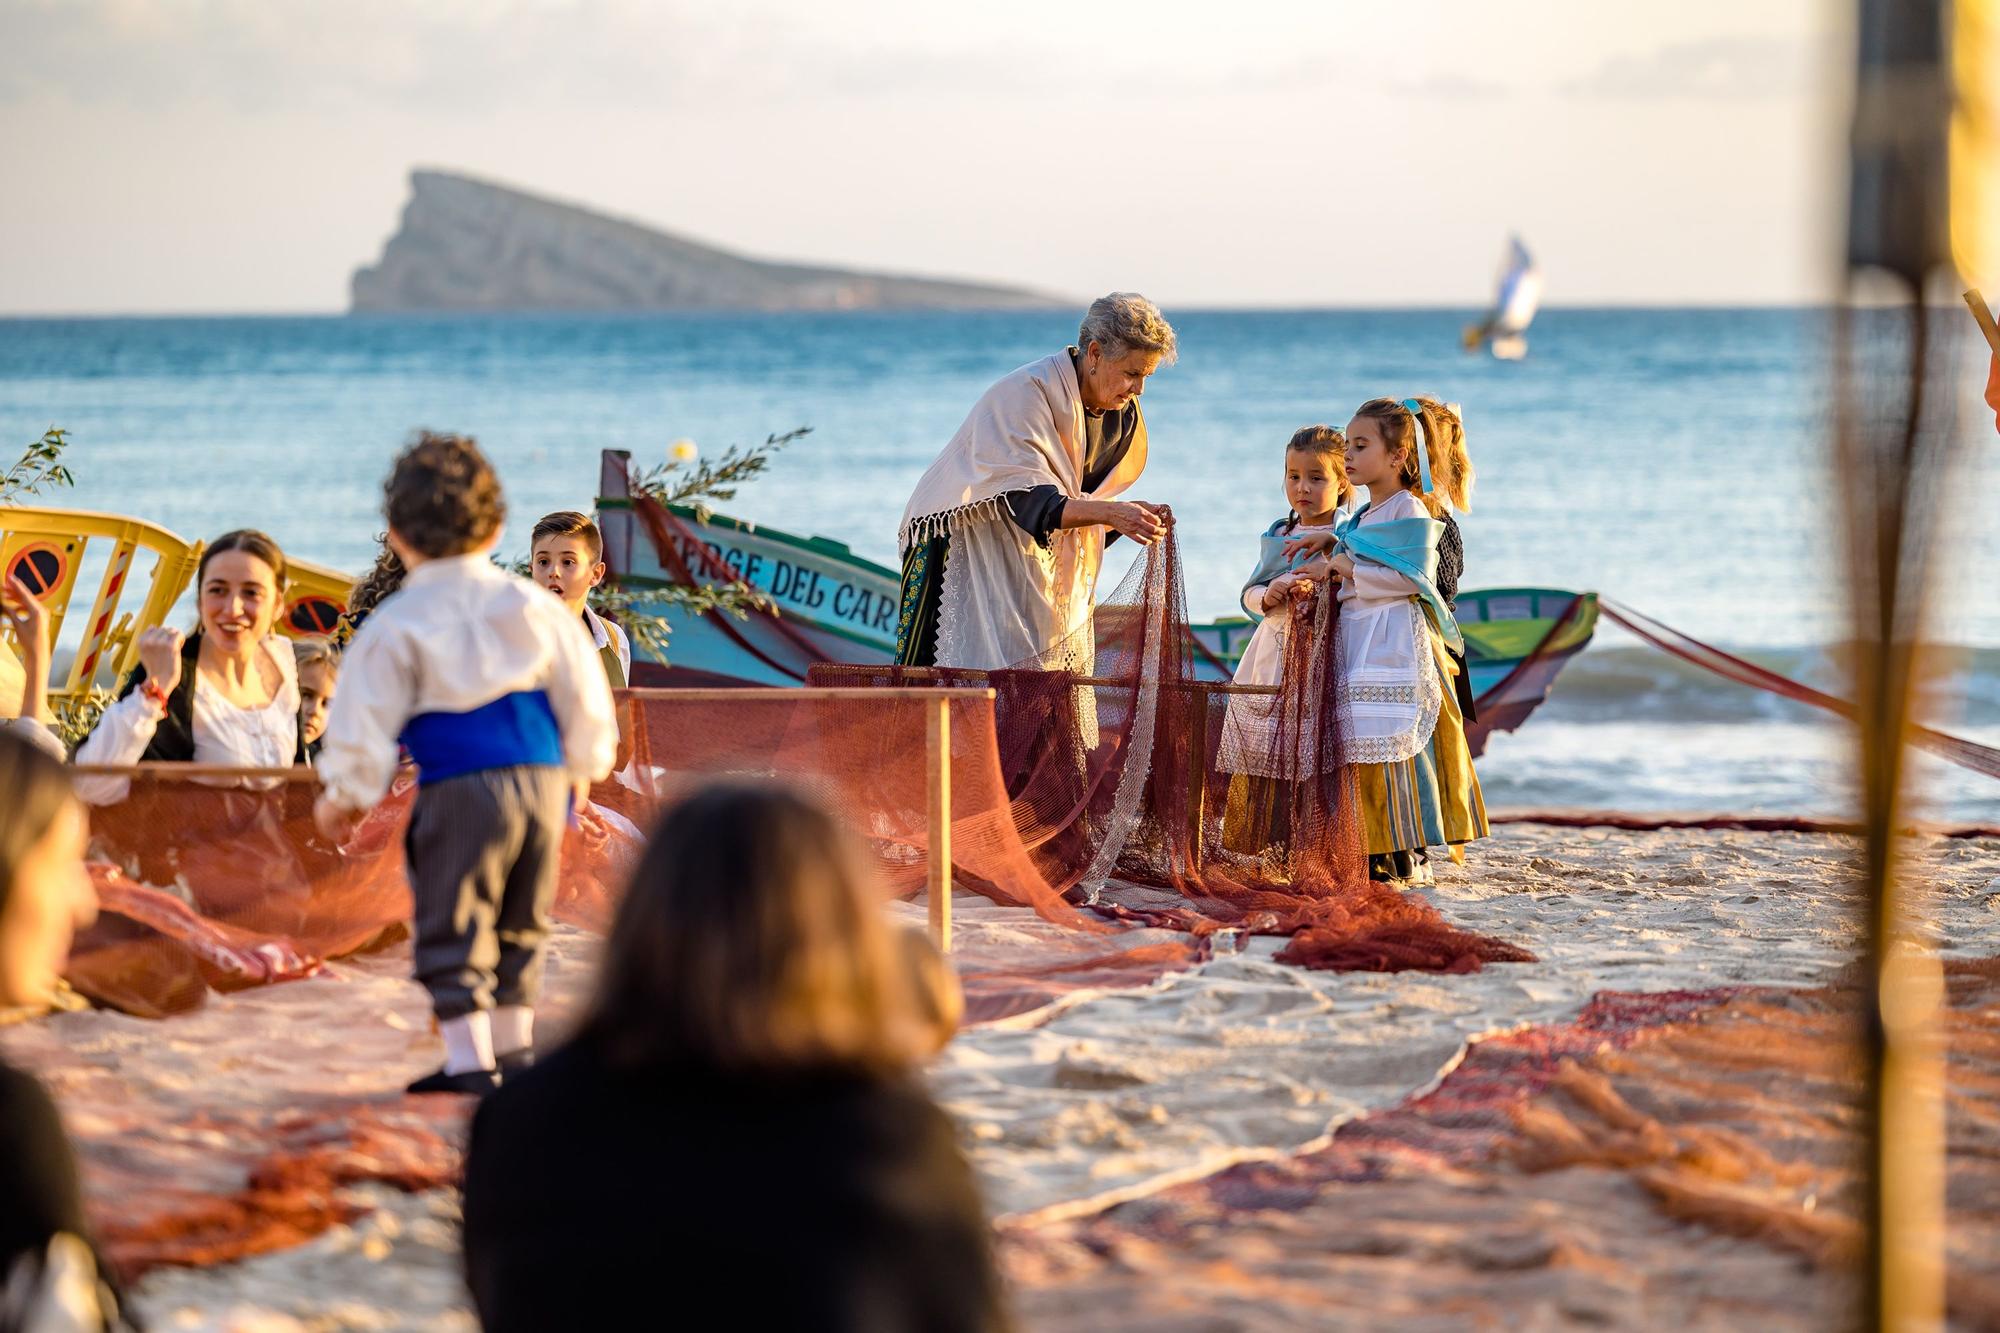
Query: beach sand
5,822,1998,1330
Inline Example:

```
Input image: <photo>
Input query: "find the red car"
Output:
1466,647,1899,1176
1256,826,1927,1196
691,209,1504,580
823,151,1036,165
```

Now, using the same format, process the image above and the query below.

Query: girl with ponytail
1287,396,1487,884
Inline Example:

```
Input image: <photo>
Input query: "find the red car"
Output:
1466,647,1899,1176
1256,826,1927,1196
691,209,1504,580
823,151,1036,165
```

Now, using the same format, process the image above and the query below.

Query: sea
1,309,1995,823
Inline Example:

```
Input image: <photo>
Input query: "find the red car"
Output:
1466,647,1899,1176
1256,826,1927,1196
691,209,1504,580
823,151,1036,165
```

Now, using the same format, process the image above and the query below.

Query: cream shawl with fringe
898,350,1149,670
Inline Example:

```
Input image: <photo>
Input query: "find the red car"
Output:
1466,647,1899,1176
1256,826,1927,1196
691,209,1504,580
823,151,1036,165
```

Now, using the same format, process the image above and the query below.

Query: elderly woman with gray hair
895,293,1176,670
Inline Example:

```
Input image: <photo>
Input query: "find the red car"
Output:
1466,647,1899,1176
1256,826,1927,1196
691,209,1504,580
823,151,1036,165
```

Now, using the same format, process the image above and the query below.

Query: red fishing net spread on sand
25,492,1529,1280
1004,961,2000,1329
65,494,1525,1022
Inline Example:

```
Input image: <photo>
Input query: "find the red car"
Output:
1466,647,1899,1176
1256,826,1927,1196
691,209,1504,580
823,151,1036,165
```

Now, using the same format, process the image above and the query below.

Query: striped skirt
1354,628,1488,858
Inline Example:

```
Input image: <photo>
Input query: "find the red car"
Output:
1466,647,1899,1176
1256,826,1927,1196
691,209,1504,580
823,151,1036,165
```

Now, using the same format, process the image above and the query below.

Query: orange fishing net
66,493,1527,1021
28,487,1537,1281
797,495,1529,975
1004,960,2000,1328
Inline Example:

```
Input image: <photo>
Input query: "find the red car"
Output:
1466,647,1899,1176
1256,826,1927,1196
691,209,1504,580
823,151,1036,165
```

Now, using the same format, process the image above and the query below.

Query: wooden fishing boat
596,454,1598,750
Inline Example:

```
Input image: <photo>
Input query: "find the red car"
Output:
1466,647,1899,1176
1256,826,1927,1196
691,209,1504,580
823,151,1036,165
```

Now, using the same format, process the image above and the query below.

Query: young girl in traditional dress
1215,426,1357,859
1290,397,1486,883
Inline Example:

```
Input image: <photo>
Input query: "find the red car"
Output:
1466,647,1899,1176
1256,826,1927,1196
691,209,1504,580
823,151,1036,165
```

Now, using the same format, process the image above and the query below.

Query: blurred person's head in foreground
580,783,937,1074
897,924,964,1056
0,729,95,1008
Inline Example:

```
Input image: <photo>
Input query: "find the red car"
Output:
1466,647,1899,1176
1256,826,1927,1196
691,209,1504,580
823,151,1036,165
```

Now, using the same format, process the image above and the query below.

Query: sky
0,0,1851,314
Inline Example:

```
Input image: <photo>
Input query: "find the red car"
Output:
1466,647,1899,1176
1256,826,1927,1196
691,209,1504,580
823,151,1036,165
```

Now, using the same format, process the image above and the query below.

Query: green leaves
51,686,112,753
1,428,77,506
605,427,812,662
631,426,811,525
508,427,810,667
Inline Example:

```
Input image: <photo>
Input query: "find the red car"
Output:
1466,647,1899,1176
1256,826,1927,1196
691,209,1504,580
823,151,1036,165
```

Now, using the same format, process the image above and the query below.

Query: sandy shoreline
4,822,1997,1330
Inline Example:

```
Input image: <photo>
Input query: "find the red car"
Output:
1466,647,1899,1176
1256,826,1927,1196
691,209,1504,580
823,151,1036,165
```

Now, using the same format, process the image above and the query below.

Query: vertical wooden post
925,695,952,952
1185,682,1210,870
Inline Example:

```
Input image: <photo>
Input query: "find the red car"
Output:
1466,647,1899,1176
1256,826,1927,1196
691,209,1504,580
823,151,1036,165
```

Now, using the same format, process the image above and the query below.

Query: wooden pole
925,694,952,952
1844,4,1956,1323
1967,289,2000,355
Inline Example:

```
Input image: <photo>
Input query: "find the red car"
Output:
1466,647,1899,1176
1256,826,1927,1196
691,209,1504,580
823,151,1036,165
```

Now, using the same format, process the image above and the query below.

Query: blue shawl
1238,507,1354,622
1335,502,1464,654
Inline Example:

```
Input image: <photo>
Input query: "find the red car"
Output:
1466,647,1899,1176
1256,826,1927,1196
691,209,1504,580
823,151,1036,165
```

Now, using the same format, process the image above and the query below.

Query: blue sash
1335,506,1463,653
400,690,563,786
1238,507,1356,621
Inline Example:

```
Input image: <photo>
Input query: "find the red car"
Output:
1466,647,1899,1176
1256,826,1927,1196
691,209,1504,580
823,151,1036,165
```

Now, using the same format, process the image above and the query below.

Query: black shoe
497,1048,535,1077
406,1066,501,1096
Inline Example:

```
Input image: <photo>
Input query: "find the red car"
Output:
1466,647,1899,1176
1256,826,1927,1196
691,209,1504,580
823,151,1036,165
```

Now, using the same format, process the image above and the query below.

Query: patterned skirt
1220,773,1294,859
1353,628,1488,857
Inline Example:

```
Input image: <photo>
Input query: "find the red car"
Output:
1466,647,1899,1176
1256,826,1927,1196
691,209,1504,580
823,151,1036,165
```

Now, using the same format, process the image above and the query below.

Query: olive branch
1,428,75,506
513,427,811,665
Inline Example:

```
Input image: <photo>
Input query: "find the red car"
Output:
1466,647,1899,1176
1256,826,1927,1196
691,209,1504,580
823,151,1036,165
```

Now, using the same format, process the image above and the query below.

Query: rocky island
351,169,1060,313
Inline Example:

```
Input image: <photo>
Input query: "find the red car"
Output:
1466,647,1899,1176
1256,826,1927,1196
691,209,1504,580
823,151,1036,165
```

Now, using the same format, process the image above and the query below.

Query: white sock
440,1011,496,1075
491,1005,534,1058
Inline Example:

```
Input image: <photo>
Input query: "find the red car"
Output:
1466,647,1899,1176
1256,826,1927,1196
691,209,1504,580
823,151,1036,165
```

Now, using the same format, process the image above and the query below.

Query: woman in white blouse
74,530,305,805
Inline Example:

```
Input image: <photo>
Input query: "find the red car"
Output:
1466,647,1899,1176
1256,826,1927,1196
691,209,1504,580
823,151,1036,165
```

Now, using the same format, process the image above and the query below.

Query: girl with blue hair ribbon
1286,396,1486,885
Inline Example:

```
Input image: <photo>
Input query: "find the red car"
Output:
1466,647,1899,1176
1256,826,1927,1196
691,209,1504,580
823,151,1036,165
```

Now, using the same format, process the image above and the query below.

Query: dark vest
109,632,308,765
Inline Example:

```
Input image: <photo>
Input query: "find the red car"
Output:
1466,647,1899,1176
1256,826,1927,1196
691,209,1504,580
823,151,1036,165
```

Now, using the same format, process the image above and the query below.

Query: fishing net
64,769,638,1018
23,490,1526,1281
57,675,1213,1020
1004,960,2000,1328
802,500,1530,975
59,611,1524,1020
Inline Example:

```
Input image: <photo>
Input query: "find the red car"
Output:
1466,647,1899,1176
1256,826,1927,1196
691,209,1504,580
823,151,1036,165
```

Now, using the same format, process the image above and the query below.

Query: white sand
5,823,1997,1331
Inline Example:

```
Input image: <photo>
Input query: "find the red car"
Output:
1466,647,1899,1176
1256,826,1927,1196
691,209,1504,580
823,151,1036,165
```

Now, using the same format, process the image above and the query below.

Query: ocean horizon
0,301,1859,322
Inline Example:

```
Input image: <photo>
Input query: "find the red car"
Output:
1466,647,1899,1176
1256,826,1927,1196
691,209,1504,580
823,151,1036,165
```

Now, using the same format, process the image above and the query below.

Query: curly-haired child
315,433,617,1093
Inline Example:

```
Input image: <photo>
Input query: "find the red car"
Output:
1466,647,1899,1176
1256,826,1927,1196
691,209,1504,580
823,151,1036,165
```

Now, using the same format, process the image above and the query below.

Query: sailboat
1462,236,1542,361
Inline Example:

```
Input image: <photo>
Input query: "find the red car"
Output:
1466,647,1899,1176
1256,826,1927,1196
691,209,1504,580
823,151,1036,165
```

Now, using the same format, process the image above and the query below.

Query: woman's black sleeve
1004,487,1067,549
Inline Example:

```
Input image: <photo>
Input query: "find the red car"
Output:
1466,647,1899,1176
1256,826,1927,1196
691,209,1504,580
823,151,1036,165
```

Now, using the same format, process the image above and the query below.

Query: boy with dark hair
316,433,617,1094
529,510,631,689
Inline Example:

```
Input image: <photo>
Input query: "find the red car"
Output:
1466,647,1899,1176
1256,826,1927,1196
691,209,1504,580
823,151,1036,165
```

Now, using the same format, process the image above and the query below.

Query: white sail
1491,237,1541,335
1465,235,1541,360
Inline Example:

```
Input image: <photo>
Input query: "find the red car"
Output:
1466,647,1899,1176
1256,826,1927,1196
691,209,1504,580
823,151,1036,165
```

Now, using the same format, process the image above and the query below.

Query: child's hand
313,794,365,844
1294,556,1332,581
1329,553,1357,581
1261,575,1294,612
1281,530,1337,561
1,576,53,722
2,575,49,654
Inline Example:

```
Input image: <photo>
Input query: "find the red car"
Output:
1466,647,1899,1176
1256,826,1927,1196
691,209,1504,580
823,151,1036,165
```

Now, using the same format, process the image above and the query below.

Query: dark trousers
405,765,569,1021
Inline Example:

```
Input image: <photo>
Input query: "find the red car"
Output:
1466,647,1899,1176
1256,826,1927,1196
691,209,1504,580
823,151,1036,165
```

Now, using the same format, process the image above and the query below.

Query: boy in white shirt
315,435,617,1094
528,511,631,691
530,510,637,778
